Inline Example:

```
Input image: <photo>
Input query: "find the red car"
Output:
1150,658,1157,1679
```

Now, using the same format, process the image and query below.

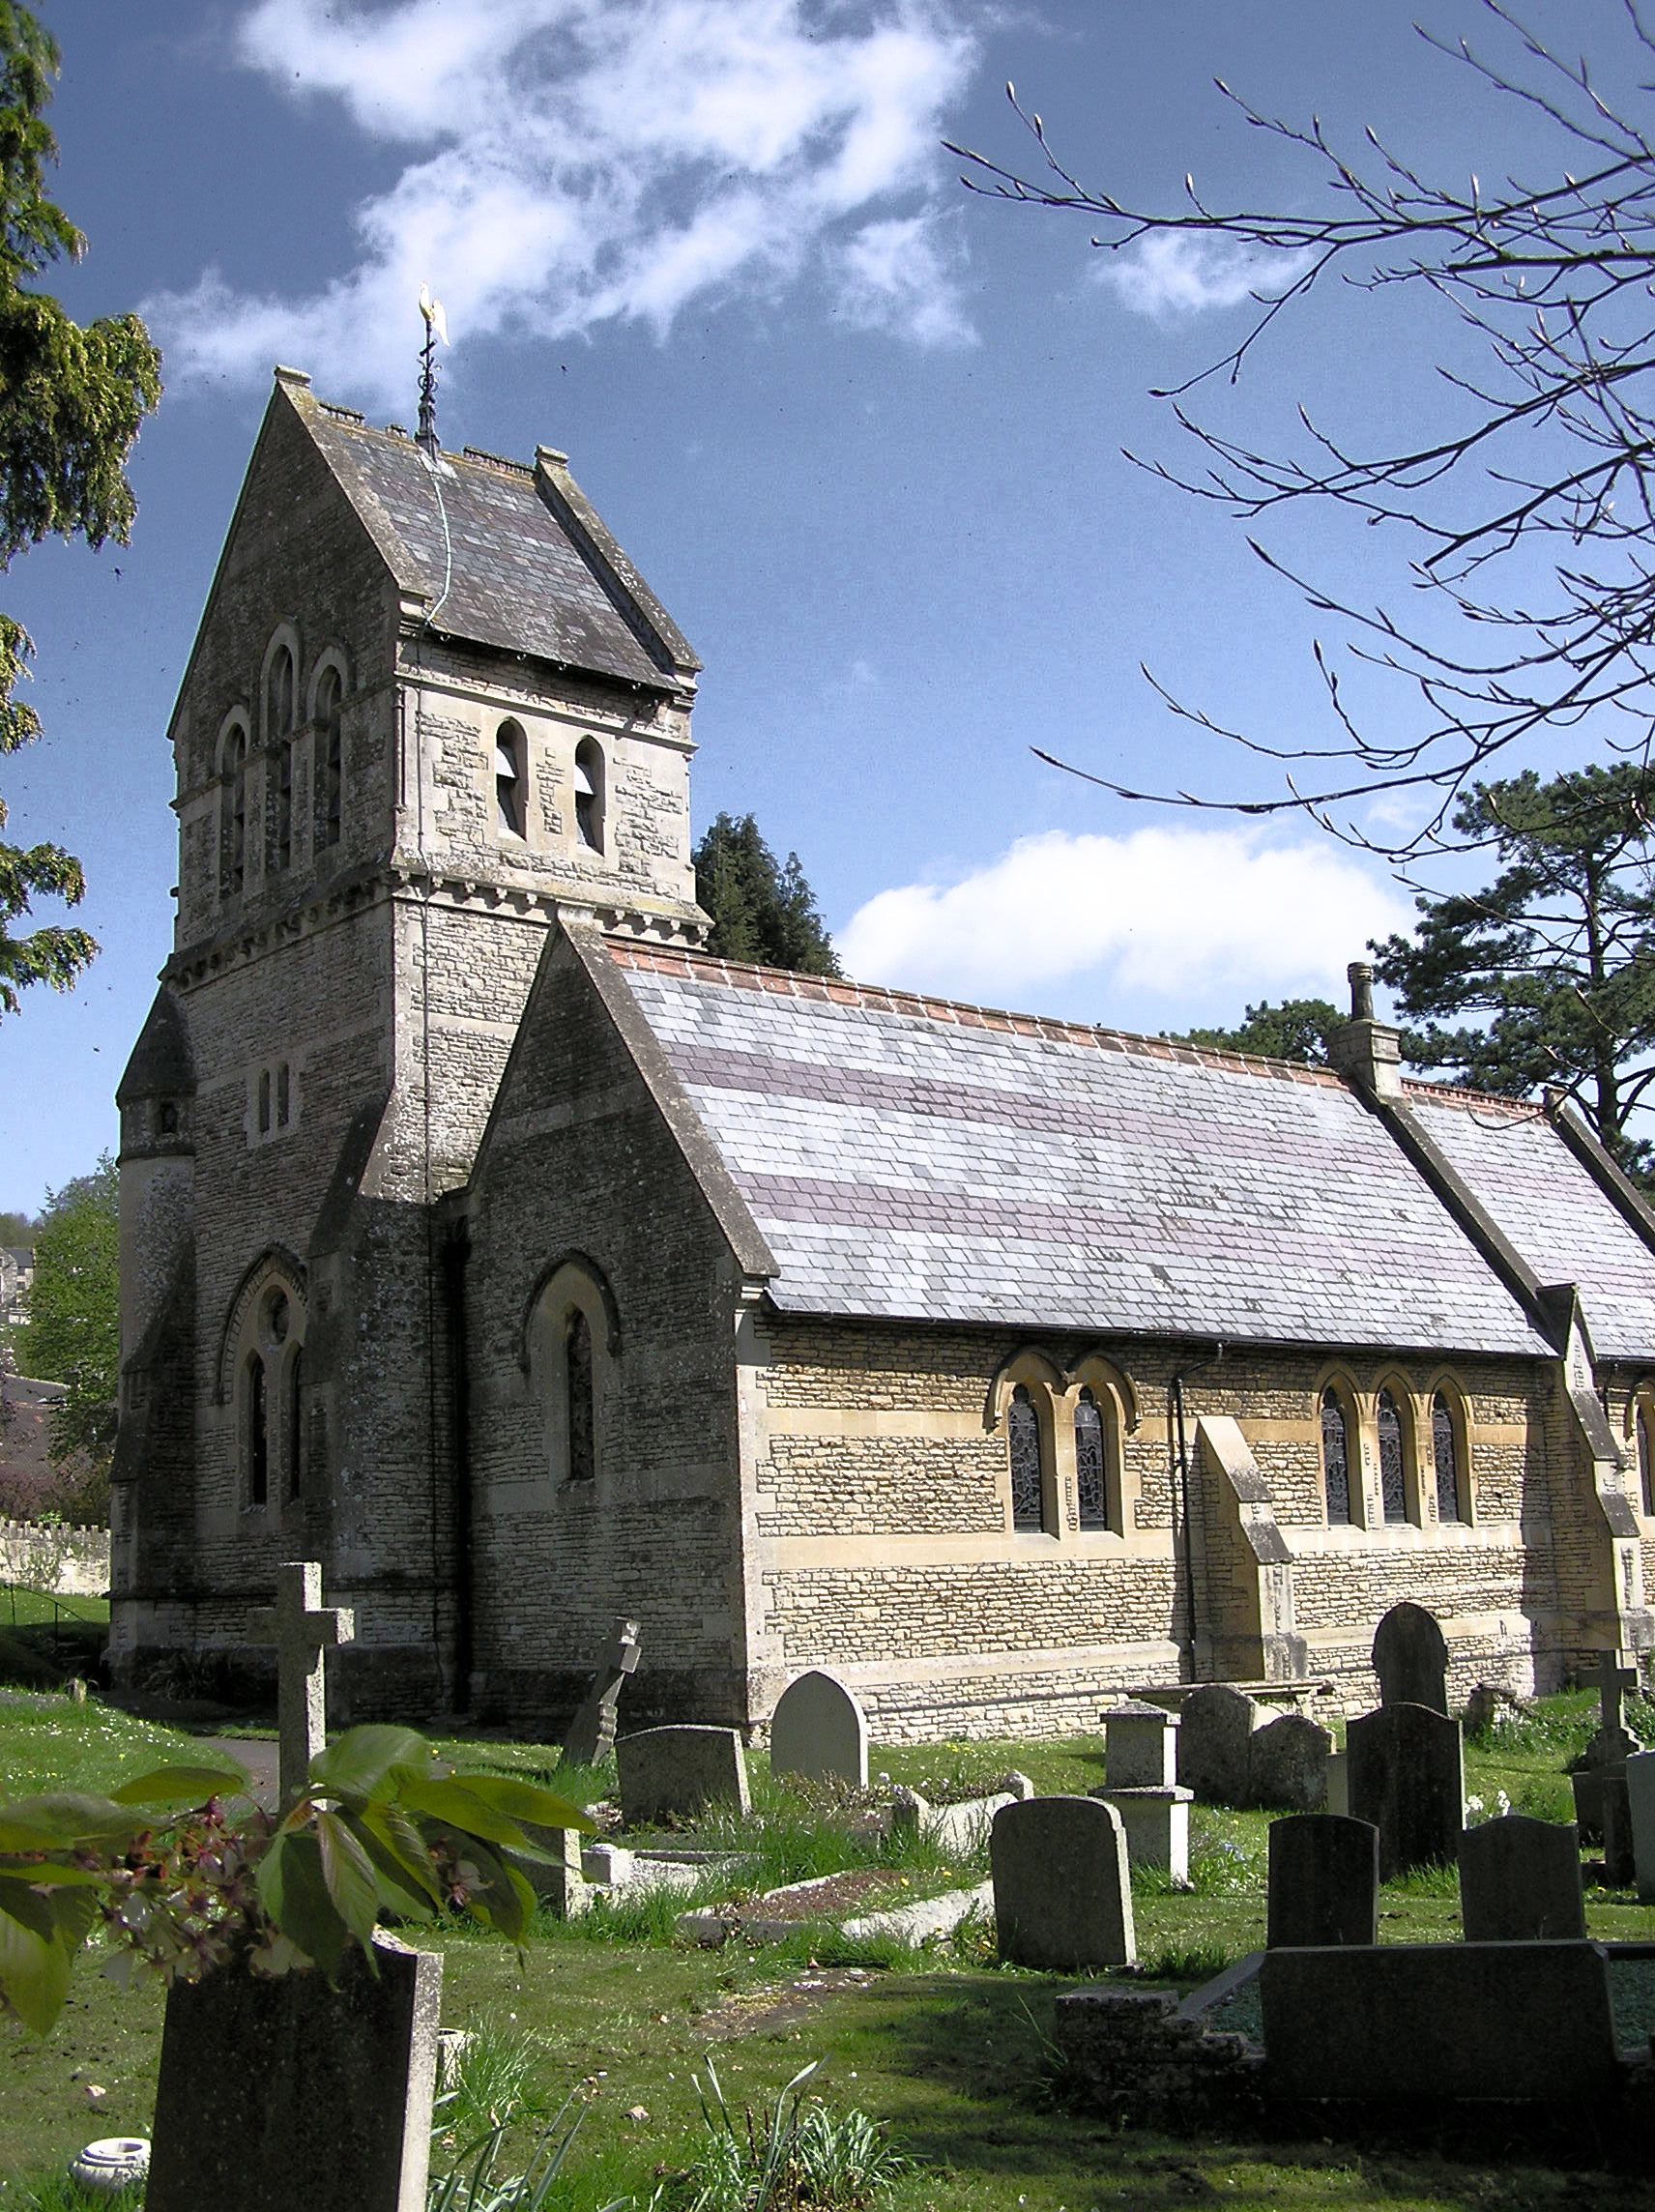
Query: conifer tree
692,813,842,975
0,6,160,1014
1173,998,1345,1066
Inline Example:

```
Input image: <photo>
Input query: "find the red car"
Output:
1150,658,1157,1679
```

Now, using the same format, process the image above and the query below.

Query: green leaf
254,1831,347,1978
440,1771,595,1836
349,1808,439,1919
315,1808,380,1954
0,1876,54,1943
0,1892,71,2033
454,1838,535,1943
309,1726,430,1802
0,1791,141,1850
106,1761,248,1807
45,1885,98,1953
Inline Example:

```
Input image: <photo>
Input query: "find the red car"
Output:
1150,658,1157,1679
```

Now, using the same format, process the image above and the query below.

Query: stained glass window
1639,1403,1655,1517
566,1309,595,1484
1321,1387,1351,1526
1075,1387,1111,1531
288,1349,305,1500
1378,1388,1408,1523
247,1352,268,1508
1008,1383,1045,1531
1432,1391,1464,1523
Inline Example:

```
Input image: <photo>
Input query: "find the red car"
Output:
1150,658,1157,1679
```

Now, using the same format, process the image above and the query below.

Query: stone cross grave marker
1580,1647,1641,1884
1266,1812,1379,1948
1372,1601,1449,1715
769,1668,869,1786
248,1560,356,1807
563,1616,641,1767
1458,1814,1585,1940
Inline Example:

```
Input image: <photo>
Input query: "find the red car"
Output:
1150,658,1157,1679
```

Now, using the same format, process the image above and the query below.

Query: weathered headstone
1261,1941,1619,2105
1372,1601,1449,1715
1267,1813,1378,1948
616,1725,750,1827
1250,1713,1332,1813
1458,1815,1585,1941
891,1785,1020,1856
1176,1684,1259,1804
1573,1648,1642,1884
1102,1700,1179,1787
247,1560,356,1807
503,1822,591,1918
769,1669,869,1787
990,1795,1135,1969
145,1933,441,2212
1624,1749,1655,1903
1346,1702,1464,1879
562,1616,640,1768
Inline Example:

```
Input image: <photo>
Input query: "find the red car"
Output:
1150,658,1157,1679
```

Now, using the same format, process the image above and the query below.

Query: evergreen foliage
0,6,160,1014
0,1205,33,1246
1371,764,1655,1179
1174,998,1344,1066
17,1150,118,1494
692,813,841,975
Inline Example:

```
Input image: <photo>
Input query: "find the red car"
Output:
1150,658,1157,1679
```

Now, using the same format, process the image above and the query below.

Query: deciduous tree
18,1150,118,1512
950,6,1655,854
0,5,160,1013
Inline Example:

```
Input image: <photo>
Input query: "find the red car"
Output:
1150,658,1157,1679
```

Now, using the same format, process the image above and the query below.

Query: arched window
1074,1386,1117,1532
1321,1387,1351,1526
1377,1387,1408,1523
495,721,526,838
566,1310,595,1484
257,1068,272,1137
287,1346,305,1500
1432,1390,1466,1523
313,665,343,850
1638,1399,1655,1517
1007,1382,1048,1532
247,1350,269,1508
274,739,292,871
574,738,604,852
220,723,248,898
265,643,295,742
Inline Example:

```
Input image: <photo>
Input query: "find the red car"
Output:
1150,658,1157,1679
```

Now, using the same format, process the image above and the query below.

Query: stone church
114,366,1655,1739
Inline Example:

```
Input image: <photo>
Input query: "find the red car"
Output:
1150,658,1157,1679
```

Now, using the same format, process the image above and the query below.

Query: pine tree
1172,999,1345,1066
0,7,160,1014
692,813,841,976
1371,765,1655,1178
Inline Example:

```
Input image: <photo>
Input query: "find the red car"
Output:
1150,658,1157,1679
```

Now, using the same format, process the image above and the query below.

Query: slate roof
295,386,697,690
1408,1090,1655,1361
606,943,1564,1357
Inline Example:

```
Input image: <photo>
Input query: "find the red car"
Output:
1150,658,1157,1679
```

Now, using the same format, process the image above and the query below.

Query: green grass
0,1588,108,1630
6,1689,1655,2209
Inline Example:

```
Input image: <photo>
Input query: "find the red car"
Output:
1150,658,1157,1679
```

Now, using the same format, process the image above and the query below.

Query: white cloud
150,0,978,404
1095,232,1306,319
835,826,1412,1008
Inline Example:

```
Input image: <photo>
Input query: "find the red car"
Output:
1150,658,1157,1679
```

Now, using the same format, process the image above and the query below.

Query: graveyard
9,1603,1655,2210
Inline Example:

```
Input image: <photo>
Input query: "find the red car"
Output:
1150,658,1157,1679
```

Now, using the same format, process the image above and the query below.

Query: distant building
114,368,1655,1736
0,1247,33,1325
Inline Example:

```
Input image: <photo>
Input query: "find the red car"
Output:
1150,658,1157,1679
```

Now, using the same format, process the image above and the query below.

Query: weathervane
417,283,449,454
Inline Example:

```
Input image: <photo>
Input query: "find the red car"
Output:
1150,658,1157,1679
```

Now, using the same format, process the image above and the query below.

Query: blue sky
0,0,1622,1210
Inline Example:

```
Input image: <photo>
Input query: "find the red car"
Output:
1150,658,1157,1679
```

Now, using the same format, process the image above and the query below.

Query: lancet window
1007,1383,1047,1532
1377,1387,1408,1523
1432,1390,1466,1523
574,738,604,852
1074,1386,1115,1532
1321,1386,1352,1527
314,665,343,850
495,720,526,838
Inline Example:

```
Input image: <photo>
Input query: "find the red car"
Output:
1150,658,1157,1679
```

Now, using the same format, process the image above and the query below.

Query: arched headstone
1372,1602,1449,1715
991,1796,1135,1969
1267,1813,1379,1947
769,1670,869,1787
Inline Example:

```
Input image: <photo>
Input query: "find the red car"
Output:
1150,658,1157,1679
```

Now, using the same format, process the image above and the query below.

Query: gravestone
1102,1700,1179,1787
1177,1684,1259,1804
1624,1749,1655,1903
769,1669,869,1787
1261,1940,1619,2105
562,1617,640,1768
1250,1713,1332,1813
1346,1702,1464,1879
990,1795,1135,1969
1372,1601,1449,1715
616,1725,750,1827
146,1933,441,2212
1266,1814,1378,1948
1572,1648,1641,1884
247,1560,356,1807
1458,1815,1585,1941
503,1822,590,1918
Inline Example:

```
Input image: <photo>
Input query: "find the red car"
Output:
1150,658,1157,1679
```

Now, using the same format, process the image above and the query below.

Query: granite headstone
769,1669,869,1787
990,1795,1136,1969
1176,1684,1260,1804
1250,1712,1332,1813
1266,1813,1379,1948
616,1725,750,1827
1372,1601,1449,1715
1458,1815,1585,1941
1346,1702,1464,1879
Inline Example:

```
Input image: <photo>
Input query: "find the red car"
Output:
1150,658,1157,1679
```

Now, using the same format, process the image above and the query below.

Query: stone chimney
1327,960,1404,1100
